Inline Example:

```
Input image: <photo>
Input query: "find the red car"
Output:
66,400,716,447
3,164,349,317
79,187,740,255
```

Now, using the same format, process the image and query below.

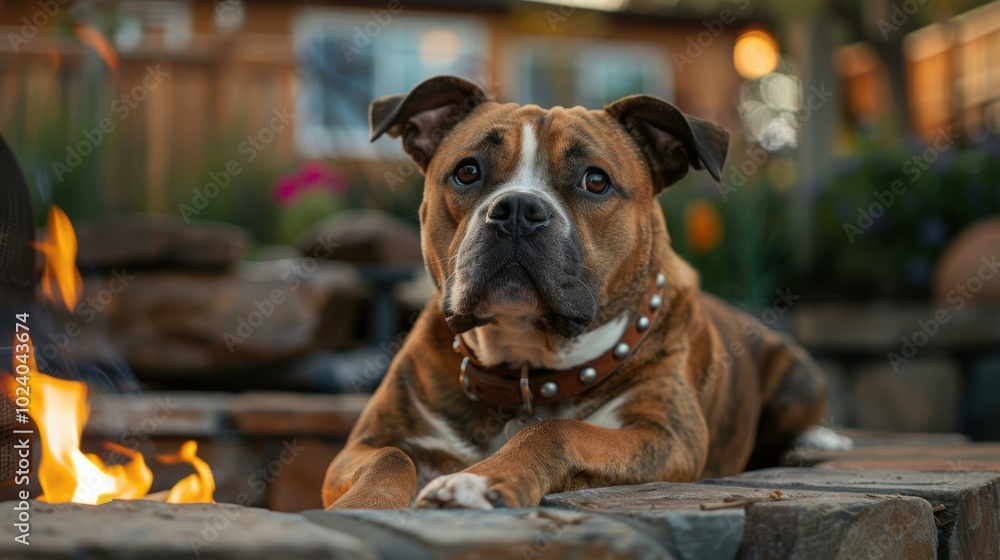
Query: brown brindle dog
322,75,827,510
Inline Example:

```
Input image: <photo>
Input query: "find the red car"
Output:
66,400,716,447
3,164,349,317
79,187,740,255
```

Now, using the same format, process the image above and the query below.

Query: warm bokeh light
418,28,462,65
72,23,119,74
734,28,779,79
685,200,724,253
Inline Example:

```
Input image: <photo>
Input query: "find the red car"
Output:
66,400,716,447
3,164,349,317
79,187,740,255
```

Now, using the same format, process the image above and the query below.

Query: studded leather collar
453,270,666,417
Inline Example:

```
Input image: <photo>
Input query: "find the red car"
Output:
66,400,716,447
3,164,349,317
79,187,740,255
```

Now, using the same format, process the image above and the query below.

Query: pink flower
273,162,348,205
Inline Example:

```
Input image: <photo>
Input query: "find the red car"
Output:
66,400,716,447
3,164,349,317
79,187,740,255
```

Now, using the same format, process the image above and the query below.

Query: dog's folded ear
370,75,490,170
605,95,729,192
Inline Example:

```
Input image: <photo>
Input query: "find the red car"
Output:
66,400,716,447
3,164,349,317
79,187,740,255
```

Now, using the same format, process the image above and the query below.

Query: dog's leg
416,375,710,509
322,444,418,509
744,331,828,470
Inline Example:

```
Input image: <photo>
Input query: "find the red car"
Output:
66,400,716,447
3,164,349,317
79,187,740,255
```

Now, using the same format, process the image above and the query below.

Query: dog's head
371,75,729,340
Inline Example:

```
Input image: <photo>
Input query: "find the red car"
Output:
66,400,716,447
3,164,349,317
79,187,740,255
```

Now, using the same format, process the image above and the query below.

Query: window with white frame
292,9,489,158
510,39,672,109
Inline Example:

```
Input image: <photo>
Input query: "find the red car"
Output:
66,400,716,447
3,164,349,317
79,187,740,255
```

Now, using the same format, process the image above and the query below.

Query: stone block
305,508,672,559
543,481,935,560
704,468,1000,559
0,500,376,559
73,215,249,271
228,393,366,437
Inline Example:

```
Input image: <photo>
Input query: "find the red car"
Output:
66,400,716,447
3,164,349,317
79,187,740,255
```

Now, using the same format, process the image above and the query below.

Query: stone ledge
0,500,375,560
702,468,1000,559
1,467,997,559
306,508,672,559
542,482,934,560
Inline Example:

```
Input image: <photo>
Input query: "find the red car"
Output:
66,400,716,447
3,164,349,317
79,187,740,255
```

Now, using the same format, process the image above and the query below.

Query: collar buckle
518,365,533,419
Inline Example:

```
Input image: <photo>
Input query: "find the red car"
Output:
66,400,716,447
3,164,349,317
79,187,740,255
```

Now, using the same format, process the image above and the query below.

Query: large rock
933,218,1000,303
73,215,249,271
703,468,1000,559
295,209,421,266
49,261,363,377
0,500,376,559
543,482,935,560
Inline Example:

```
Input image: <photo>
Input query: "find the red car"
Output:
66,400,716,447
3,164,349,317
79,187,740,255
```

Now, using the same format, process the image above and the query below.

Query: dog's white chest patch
462,312,628,370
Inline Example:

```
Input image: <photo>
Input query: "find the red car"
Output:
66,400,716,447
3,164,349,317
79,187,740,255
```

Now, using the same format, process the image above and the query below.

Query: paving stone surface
0,500,376,559
305,508,673,560
542,482,935,560
703,468,1000,559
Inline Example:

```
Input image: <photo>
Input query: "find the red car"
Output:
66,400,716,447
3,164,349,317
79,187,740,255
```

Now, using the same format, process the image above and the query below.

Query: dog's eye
580,169,610,195
453,159,481,186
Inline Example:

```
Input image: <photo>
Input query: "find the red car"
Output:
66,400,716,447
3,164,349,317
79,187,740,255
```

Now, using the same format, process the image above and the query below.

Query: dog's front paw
414,473,507,510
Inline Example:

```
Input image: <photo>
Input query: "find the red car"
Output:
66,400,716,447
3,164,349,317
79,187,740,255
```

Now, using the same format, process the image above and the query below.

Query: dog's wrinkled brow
474,128,504,150
562,141,590,161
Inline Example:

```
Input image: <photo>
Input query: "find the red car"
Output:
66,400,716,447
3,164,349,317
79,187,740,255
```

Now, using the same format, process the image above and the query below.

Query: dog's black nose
486,192,551,237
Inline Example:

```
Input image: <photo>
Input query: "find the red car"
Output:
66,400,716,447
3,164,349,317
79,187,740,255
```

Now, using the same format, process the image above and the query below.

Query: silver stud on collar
614,342,630,359
649,294,663,311
539,381,559,399
656,272,666,288
579,367,598,385
636,315,650,332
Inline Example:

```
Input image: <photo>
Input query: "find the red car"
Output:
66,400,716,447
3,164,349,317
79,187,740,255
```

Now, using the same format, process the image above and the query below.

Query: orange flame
1,360,151,504
158,441,216,503
35,206,83,309
1,349,214,504
72,23,119,74
3,208,216,504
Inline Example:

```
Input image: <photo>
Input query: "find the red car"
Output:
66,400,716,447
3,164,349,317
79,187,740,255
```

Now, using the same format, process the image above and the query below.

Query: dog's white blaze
514,122,540,186
407,394,481,464
482,123,571,235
